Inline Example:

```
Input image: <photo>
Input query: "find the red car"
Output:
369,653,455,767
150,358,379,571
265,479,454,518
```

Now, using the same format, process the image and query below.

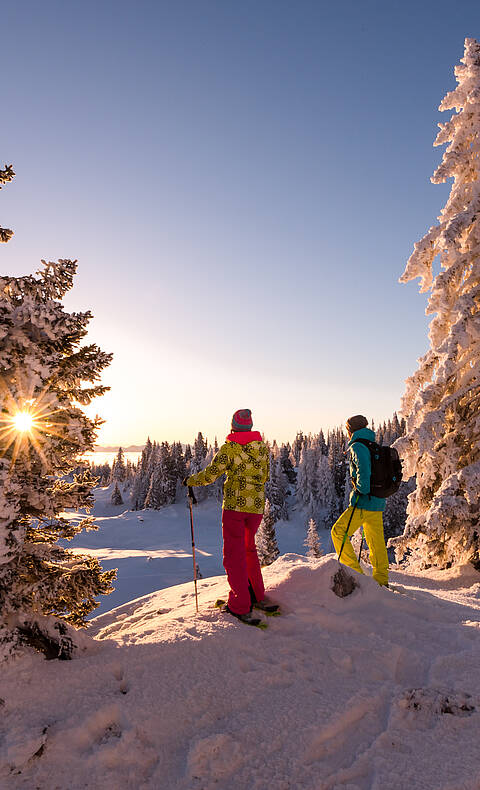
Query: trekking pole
187,486,199,613
357,529,364,563
337,493,359,562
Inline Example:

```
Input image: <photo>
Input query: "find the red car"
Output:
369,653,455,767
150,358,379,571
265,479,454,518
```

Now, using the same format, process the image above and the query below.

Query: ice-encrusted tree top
0,163,15,243
393,38,480,568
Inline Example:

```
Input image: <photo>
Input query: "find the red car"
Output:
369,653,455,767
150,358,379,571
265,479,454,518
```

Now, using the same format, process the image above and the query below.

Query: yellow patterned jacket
186,431,269,514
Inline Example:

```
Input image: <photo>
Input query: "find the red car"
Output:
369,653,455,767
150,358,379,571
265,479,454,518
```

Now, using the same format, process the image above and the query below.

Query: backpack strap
349,438,376,499
350,437,377,451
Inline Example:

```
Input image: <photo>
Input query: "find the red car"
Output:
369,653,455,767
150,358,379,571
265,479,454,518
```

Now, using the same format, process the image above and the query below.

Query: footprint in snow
187,733,243,782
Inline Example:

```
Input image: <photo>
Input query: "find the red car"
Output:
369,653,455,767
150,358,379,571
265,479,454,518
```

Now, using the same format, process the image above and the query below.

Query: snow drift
1,554,480,789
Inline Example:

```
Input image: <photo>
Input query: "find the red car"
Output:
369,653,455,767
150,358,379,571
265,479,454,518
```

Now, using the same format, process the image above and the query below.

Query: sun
0,387,64,467
13,412,34,433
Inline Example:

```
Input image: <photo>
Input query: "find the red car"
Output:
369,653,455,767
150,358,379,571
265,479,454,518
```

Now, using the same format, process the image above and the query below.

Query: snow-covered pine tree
304,517,324,558
265,454,289,521
90,461,111,486
297,440,319,510
131,438,153,509
384,478,416,542
0,260,115,659
317,453,337,526
327,429,347,519
111,482,124,506
192,432,208,471
161,442,178,504
291,432,304,466
1,163,15,243
125,457,135,487
279,442,297,484
189,432,209,503
171,441,186,486
317,429,327,456
144,443,164,509
111,447,126,483
255,499,280,566
184,443,192,468
393,38,480,569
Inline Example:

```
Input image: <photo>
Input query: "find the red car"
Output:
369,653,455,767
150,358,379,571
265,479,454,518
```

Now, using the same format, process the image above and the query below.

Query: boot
220,604,262,626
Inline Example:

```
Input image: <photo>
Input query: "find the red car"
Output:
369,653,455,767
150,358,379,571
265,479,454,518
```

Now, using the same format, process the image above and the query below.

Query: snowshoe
252,599,282,616
214,599,267,629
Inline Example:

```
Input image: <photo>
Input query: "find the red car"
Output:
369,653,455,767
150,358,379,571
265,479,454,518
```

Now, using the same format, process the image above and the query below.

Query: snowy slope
63,485,333,616
1,555,480,789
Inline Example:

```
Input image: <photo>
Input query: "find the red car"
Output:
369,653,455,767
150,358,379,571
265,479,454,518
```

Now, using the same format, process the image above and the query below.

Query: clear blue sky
3,1,479,445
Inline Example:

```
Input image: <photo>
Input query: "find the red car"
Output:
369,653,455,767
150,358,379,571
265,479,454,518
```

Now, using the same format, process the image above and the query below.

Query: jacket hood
348,427,376,446
226,430,263,445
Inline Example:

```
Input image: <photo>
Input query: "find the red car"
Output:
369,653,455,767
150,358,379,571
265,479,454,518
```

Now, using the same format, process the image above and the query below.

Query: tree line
91,413,413,565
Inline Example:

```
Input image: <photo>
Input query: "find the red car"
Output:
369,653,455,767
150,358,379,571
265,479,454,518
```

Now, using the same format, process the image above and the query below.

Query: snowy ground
62,485,334,616
2,488,480,789
2,553,480,789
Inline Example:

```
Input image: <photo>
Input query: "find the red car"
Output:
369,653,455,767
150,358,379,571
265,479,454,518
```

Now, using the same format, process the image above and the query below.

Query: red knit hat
231,409,253,432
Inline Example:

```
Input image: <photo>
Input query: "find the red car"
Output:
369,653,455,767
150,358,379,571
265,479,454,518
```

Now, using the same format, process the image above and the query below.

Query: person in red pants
185,409,275,624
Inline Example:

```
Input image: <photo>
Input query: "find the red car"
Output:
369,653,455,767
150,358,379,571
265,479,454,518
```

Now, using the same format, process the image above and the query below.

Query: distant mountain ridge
93,445,145,452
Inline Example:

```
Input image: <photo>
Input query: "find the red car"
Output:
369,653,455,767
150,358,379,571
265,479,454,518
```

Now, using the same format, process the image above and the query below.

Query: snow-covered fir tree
192,432,208,473
159,441,178,503
297,440,319,510
132,439,187,510
0,260,115,659
143,443,164,509
124,457,135,488
383,478,416,542
131,438,153,509
279,442,297,484
265,452,289,521
111,482,124,506
317,453,337,525
393,38,480,569
291,432,304,466
189,432,209,502
1,163,15,243
171,441,186,485
304,517,324,558
90,461,111,486
111,446,126,483
327,427,347,511
255,499,279,566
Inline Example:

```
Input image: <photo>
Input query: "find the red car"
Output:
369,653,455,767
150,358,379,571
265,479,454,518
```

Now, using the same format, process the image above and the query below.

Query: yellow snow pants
331,506,389,586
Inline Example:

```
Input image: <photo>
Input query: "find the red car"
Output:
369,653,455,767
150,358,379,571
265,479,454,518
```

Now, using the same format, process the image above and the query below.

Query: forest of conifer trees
90,414,413,557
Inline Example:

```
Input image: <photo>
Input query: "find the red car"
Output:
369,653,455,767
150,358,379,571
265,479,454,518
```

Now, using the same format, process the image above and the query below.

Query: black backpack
351,438,402,498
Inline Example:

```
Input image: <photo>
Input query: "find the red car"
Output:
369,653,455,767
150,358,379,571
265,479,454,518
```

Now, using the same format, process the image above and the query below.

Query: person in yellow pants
331,415,389,586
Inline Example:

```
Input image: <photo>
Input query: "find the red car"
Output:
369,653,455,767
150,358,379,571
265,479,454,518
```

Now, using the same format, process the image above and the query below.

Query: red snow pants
222,509,265,615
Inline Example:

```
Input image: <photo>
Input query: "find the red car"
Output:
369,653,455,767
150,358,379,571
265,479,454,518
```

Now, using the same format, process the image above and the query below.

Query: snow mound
1,555,480,789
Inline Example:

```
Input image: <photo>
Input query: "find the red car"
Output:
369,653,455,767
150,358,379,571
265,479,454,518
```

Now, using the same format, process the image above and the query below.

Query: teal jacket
348,428,386,512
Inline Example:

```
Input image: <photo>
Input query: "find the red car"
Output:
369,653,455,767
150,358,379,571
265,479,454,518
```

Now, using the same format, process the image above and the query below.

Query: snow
1,525,480,788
